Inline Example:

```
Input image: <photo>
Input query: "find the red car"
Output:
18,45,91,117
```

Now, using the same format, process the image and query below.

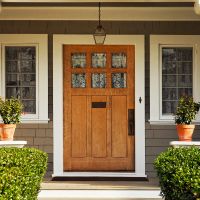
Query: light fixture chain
93,1,106,45
99,2,101,26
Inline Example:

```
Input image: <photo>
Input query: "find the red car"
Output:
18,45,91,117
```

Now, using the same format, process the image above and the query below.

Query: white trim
150,35,200,124
0,140,27,148
53,34,145,178
170,141,200,147
52,172,147,178
0,7,200,21
0,34,48,123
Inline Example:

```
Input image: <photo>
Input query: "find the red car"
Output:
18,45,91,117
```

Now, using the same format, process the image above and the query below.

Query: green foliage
154,147,200,200
0,148,47,200
175,96,200,125
0,97,23,124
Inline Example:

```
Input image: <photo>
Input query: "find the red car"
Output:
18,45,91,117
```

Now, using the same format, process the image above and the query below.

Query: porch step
38,189,162,200
39,181,161,200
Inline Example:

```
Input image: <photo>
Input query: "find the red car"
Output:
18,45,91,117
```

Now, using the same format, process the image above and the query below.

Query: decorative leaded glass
162,47,193,115
5,46,36,114
111,73,127,88
72,73,86,88
71,53,86,68
92,73,106,88
92,53,106,68
112,53,127,68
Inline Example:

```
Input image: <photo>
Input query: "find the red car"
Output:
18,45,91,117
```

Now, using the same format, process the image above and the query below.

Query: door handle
128,109,135,136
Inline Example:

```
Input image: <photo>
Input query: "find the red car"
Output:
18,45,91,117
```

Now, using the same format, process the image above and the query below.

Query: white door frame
53,34,146,178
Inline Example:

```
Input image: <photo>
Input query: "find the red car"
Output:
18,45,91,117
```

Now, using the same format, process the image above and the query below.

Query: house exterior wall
1,20,200,180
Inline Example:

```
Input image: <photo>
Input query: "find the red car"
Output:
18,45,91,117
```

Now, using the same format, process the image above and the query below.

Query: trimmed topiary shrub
154,147,200,200
0,147,48,199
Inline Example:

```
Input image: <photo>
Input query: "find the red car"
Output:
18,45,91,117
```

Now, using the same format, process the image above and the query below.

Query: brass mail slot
92,102,107,108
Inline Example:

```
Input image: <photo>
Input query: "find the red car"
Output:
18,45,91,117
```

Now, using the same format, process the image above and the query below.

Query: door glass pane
5,46,36,114
71,53,86,68
72,73,86,88
91,73,106,88
112,73,127,88
162,47,193,115
112,53,127,68
92,53,106,68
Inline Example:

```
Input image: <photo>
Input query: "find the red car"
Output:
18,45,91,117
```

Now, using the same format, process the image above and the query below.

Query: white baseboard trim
52,172,147,178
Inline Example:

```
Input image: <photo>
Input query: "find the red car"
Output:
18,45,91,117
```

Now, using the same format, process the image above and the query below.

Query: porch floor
41,181,160,190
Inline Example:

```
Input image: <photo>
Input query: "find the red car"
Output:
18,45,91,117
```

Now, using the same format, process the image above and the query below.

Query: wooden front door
63,45,135,171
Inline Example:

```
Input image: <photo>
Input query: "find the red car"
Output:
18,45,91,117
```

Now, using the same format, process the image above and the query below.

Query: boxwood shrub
154,147,200,200
0,147,48,200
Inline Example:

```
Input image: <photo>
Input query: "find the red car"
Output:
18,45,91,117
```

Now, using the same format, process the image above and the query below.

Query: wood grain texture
111,96,127,158
92,96,107,158
63,45,135,171
71,96,87,158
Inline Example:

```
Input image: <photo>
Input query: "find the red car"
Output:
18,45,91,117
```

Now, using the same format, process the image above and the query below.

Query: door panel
71,96,87,158
111,96,127,158
63,45,135,171
91,96,107,158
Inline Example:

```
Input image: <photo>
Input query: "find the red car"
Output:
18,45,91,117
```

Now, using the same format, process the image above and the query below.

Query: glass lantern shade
93,25,106,45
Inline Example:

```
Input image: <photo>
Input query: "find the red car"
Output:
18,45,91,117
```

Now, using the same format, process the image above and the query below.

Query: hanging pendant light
93,2,106,45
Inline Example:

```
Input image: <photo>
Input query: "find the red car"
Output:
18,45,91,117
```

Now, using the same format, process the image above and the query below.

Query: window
150,35,200,124
5,46,37,114
162,47,193,115
0,35,48,123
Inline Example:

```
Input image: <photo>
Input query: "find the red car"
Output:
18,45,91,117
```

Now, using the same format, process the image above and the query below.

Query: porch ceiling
0,0,199,21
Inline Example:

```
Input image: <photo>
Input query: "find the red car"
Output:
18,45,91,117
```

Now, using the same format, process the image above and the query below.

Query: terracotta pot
176,124,195,141
0,124,16,141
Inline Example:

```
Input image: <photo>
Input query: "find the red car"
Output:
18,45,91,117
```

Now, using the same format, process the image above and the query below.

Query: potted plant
175,96,200,141
0,97,23,141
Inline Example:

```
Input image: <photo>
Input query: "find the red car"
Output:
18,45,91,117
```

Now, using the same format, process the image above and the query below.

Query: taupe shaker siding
1,20,200,179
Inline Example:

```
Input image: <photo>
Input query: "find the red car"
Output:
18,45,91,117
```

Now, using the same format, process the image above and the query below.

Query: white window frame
150,35,200,125
0,34,48,123
53,34,146,178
